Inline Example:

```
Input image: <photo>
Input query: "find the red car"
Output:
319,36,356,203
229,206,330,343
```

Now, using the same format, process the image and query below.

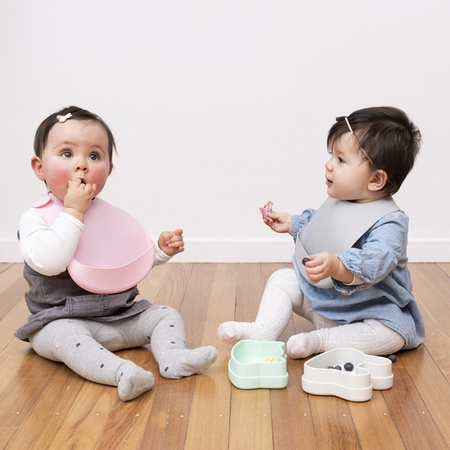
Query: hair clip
336,115,377,168
56,112,73,123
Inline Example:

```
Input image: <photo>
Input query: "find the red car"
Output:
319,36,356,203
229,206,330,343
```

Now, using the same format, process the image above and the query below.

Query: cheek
44,165,71,187
41,164,72,200
89,166,111,188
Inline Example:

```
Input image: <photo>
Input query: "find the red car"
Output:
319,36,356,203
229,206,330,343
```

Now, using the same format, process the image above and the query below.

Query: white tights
217,268,405,359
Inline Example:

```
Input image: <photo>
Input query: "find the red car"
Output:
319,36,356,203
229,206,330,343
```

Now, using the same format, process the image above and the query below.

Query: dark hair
34,106,117,161
327,107,421,195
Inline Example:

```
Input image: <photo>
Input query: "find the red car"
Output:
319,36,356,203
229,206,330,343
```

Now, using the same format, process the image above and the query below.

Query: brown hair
34,106,117,161
328,107,421,195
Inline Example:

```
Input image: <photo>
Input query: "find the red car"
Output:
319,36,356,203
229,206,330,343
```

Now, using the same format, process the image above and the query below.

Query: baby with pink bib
16,106,217,401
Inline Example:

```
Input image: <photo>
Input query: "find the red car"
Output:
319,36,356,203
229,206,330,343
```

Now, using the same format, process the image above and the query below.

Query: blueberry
327,366,335,369
388,354,397,362
344,362,354,372
334,365,342,371
302,257,310,266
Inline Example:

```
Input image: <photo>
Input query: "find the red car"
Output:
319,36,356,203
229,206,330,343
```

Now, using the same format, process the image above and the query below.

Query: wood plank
49,383,121,448
184,263,238,450
349,392,404,449
4,366,85,449
0,264,26,319
0,349,59,448
0,340,36,403
229,264,273,449
162,263,218,449
178,263,216,347
133,264,197,449
139,375,177,449
141,263,218,449
91,347,161,448
0,300,31,354
381,346,449,450
234,263,264,322
309,395,360,449
95,381,166,449
154,377,196,450
150,263,193,310
270,374,317,450
0,263,13,275
400,345,450,447
230,388,274,450
259,264,318,449
412,292,450,379
136,261,170,304
409,263,450,334
409,263,450,379
437,262,450,277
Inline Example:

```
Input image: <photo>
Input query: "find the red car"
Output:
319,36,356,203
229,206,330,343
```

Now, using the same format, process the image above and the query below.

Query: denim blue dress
292,208,425,350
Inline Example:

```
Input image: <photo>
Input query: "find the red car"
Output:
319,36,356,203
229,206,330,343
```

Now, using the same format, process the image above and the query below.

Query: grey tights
30,305,217,401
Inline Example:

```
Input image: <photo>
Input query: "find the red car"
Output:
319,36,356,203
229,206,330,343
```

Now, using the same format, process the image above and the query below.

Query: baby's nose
74,158,88,171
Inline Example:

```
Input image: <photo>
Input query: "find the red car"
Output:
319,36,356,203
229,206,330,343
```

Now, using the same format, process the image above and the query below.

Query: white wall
1,1,449,263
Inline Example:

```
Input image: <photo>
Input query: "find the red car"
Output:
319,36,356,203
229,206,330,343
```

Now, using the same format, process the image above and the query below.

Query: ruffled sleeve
333,211,409,295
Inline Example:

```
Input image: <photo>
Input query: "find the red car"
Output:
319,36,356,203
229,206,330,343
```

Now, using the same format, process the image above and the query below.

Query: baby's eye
89,153,100,161
61,151,72,159
338,156,345,163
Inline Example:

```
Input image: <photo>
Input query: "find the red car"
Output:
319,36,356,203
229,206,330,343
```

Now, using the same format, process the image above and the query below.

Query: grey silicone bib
295,196,399,289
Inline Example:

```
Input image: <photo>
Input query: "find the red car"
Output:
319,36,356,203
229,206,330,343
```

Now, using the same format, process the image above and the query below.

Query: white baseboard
1,237,449,263
406,238,450,263
175,237,450,263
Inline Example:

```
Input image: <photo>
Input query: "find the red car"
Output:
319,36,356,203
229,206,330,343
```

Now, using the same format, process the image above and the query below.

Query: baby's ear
368,169,388,192
31,156,45,181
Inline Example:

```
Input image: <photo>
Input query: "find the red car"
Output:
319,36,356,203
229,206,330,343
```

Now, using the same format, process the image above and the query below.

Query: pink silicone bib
33,193,155,294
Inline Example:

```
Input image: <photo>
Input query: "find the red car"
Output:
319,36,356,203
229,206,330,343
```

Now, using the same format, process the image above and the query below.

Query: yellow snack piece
264,356,278,362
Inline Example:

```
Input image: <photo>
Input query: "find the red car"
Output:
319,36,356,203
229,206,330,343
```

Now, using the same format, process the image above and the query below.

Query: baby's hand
303,252,340,283
261,205,293,235
158,229,185,256
63,179,96,222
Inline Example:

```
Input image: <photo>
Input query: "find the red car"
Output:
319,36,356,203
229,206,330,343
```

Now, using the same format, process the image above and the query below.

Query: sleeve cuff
154,243,172,265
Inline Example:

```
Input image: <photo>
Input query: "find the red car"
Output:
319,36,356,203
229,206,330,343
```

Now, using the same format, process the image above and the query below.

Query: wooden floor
0,262,449,449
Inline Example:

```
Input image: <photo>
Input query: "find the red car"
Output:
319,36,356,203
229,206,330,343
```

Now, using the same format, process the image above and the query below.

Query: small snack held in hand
260,201,273,220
